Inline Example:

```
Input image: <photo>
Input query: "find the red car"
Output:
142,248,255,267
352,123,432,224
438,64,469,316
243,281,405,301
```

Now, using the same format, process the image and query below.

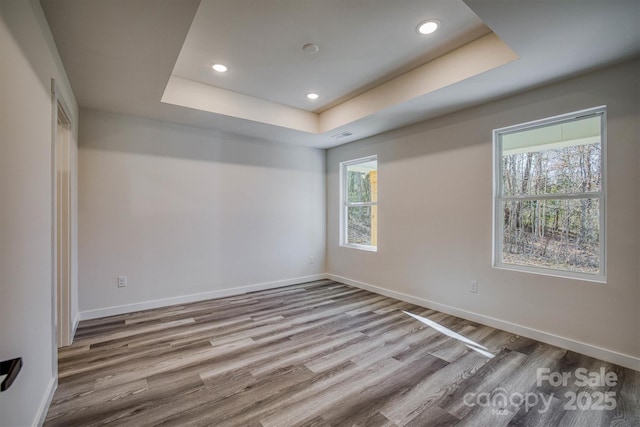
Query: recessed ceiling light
306,93,319,100
417,19,440,35
211,64,228,73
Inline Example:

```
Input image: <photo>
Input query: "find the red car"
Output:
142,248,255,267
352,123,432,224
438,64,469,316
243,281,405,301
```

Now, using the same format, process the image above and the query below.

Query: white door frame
51,79,74,354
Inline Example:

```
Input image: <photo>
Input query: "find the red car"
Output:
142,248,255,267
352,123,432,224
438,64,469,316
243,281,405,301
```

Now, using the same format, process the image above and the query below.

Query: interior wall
327,59,640,364
0,1,79,426
78,109,326,316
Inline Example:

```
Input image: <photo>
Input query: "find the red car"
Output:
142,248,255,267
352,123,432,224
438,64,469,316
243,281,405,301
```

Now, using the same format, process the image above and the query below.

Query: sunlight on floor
403,311,495,358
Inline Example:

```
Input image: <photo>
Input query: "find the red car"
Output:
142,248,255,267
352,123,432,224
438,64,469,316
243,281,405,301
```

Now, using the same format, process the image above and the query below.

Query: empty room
1,0,639,426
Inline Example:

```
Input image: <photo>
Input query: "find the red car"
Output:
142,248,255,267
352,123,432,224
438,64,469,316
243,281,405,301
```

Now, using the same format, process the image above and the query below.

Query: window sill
493,263,606,284
340,243,377,252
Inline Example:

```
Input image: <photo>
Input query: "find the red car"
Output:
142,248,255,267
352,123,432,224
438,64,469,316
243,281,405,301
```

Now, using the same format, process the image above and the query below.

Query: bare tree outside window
494,108,606,280
341,157,378,250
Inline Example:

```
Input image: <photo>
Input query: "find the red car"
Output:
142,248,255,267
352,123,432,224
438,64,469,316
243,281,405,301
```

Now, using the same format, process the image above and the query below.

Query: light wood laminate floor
45,280,639,426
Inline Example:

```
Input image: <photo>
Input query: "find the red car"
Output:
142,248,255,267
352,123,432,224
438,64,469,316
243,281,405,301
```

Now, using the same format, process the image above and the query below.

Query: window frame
492,106,607,283
340,155,378,252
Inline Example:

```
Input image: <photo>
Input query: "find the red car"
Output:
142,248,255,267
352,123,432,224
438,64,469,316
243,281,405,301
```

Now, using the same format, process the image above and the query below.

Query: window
493,107,606,281
340,156,378,251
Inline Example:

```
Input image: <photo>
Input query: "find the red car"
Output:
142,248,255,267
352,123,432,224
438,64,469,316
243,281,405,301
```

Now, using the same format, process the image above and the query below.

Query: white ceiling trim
161,32,517,136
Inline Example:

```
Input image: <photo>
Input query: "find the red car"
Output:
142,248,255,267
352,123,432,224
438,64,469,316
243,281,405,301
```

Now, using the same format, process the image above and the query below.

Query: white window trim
492,106,607,283
340,155,378,252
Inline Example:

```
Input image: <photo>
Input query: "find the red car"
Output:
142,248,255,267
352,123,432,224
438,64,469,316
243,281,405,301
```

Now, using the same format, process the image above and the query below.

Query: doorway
54,100,73,348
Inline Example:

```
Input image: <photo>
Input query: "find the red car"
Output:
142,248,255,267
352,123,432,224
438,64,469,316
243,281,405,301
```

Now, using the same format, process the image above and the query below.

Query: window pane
347,160,377,203
501,198,600,274
502,116,601,196
347,206,372,245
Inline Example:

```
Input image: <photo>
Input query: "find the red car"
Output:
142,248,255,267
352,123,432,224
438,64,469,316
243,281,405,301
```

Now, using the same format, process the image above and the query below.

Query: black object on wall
0,357,23,391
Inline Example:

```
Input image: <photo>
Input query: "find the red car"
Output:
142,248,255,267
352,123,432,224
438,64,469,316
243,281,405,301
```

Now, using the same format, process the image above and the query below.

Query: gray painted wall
0,1,79,425
327,59,640,363
78,110,326,315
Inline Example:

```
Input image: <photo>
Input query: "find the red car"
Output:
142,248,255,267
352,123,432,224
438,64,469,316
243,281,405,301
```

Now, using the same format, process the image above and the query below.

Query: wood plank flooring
45,280,640,426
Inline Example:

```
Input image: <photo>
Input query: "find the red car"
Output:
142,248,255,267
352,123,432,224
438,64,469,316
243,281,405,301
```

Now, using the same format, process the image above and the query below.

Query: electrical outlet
309,256,314,265
470,280,478,293
117,275,127,288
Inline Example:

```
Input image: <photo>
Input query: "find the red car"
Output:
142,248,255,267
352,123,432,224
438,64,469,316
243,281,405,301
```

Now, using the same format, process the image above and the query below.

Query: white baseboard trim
71,312,80,340
328,273,640,371
79,274,328,321
34,376,57,427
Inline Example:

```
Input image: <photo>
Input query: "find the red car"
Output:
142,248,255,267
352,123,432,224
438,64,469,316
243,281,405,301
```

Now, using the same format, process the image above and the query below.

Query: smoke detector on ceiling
302,43,320,54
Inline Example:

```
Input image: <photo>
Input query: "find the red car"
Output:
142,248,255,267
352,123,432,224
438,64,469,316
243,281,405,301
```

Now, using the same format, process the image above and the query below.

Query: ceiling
173,0,491,113
41,0,640,149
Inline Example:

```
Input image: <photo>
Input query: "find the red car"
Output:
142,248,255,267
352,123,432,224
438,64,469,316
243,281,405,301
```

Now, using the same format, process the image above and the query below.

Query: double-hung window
340,156,378,251
493,106,606,282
